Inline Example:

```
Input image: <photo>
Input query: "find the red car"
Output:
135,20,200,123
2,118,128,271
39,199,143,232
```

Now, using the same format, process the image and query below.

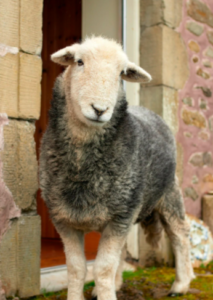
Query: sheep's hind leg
57,227,86,300
93,224,128,300
158,181,195,296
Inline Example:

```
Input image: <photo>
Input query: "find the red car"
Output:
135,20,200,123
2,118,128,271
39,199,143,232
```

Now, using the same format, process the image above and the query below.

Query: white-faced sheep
39,37,194,300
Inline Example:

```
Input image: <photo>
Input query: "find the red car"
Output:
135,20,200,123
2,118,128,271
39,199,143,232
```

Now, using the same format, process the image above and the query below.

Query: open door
35,0,100,268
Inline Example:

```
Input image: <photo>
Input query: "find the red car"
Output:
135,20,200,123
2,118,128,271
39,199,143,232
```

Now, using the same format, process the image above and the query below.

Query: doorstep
40,261,135,293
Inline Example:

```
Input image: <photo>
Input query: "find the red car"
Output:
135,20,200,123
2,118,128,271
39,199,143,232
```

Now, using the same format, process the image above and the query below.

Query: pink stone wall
0,114,20,242
177,0,213,217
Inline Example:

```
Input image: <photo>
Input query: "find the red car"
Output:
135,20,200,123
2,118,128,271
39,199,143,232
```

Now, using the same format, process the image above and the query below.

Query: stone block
19,53,42,119
182,109,206,128
138,226,174,267
203,194,213,235
0,54,18,118
140,0,182,29
186,21,204,36
207,30,213,45
0,220,18,297
20,0,43,55
140,25,189,90
140,85,178,135
188,40,200,53
0,0,19,47
17,215,41,298
187,0,213,28
184,186,198,201
2,120,38,210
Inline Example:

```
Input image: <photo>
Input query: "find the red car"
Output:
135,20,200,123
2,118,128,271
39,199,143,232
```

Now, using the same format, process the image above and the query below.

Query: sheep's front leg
94,225,127,300
59,227,86,300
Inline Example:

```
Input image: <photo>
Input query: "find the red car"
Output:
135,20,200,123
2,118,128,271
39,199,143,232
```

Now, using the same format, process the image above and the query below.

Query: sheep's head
51,37,151,127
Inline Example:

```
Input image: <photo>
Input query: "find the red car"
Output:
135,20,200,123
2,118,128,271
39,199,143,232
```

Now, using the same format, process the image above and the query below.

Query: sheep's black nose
92,105,107,117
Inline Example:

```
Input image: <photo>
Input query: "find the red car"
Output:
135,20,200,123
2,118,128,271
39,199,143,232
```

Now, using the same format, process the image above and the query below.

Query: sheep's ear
51,44,80,66
121,61,152,83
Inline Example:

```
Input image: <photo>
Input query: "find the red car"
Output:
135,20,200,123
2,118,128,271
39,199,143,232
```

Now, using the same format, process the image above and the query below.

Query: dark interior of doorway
35,0,100,268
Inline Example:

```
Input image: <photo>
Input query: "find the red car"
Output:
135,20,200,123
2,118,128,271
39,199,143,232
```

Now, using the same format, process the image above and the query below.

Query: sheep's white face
51,37,151,127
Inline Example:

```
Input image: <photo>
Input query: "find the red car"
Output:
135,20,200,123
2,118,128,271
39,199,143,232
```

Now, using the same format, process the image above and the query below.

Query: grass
13,261,213,300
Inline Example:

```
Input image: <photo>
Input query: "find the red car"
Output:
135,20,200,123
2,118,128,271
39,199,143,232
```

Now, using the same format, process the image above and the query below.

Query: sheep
39,36,194,300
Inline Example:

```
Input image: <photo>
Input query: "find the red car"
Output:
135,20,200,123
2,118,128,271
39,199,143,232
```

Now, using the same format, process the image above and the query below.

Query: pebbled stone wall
140,0,213,218
177,0,213,217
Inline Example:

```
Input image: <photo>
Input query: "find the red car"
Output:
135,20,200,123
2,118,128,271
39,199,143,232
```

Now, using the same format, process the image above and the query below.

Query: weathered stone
187,0,213,28
207,30,213,45
192,175,199,184
203,60,212,68
186,21,204,36
209,116,213,132
0,220,18,296
184,187,198,201
17,216,41,298
2,120,38,210
188,40,200,53
203,152,212,166
140,85,178,134
138,226,174,267
0,0,19,47
203,195,213,235
20,0,43,54
140,0,182,29
205,46,213,58
0,53,18,118
189,152,212,167
19,53,42,119
196,68,210,79
198,131,209,140
187,214,213,268
184,131,193,138
193,56,199,63
182,109,206,128
0,216,41,298
196,86,212,97
203,174,213,182
141,25,189,89
182,97,193,106
176,142,183,185
199,99,207,110
189,153,203,167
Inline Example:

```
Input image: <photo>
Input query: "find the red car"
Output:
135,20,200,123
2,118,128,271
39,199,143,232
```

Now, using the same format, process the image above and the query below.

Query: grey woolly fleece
39,76,176,235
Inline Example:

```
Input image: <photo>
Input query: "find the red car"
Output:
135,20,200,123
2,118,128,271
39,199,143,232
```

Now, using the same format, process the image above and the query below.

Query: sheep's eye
120,70,124,76
77,59,84,66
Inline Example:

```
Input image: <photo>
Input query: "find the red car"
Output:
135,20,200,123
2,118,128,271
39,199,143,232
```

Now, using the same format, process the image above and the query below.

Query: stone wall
139,0,213,265
0,0,43,298
176,0,213,218
140,0,213,218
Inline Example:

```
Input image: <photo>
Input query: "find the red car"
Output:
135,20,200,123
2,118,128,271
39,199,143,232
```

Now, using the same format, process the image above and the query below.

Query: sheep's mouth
86,117,105,124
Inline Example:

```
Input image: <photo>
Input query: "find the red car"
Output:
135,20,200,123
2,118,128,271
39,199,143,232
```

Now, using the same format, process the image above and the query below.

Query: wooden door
35,0,82,239
35,0,100,264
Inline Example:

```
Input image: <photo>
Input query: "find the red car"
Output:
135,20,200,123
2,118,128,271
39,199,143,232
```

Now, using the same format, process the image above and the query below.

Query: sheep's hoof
167,292,183,297
91,296,97,300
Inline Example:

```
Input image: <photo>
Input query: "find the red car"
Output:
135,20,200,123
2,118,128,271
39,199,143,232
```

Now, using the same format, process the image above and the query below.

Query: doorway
35,0,100,269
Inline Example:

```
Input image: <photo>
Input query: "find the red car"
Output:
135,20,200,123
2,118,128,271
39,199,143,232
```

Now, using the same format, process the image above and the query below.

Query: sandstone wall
0,0,43,297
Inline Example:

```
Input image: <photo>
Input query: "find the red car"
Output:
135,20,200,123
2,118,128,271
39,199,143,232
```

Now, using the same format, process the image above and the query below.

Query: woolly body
40,77,176,234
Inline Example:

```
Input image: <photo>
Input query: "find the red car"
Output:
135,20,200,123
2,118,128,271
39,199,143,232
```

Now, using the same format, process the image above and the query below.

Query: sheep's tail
140,210,163,249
